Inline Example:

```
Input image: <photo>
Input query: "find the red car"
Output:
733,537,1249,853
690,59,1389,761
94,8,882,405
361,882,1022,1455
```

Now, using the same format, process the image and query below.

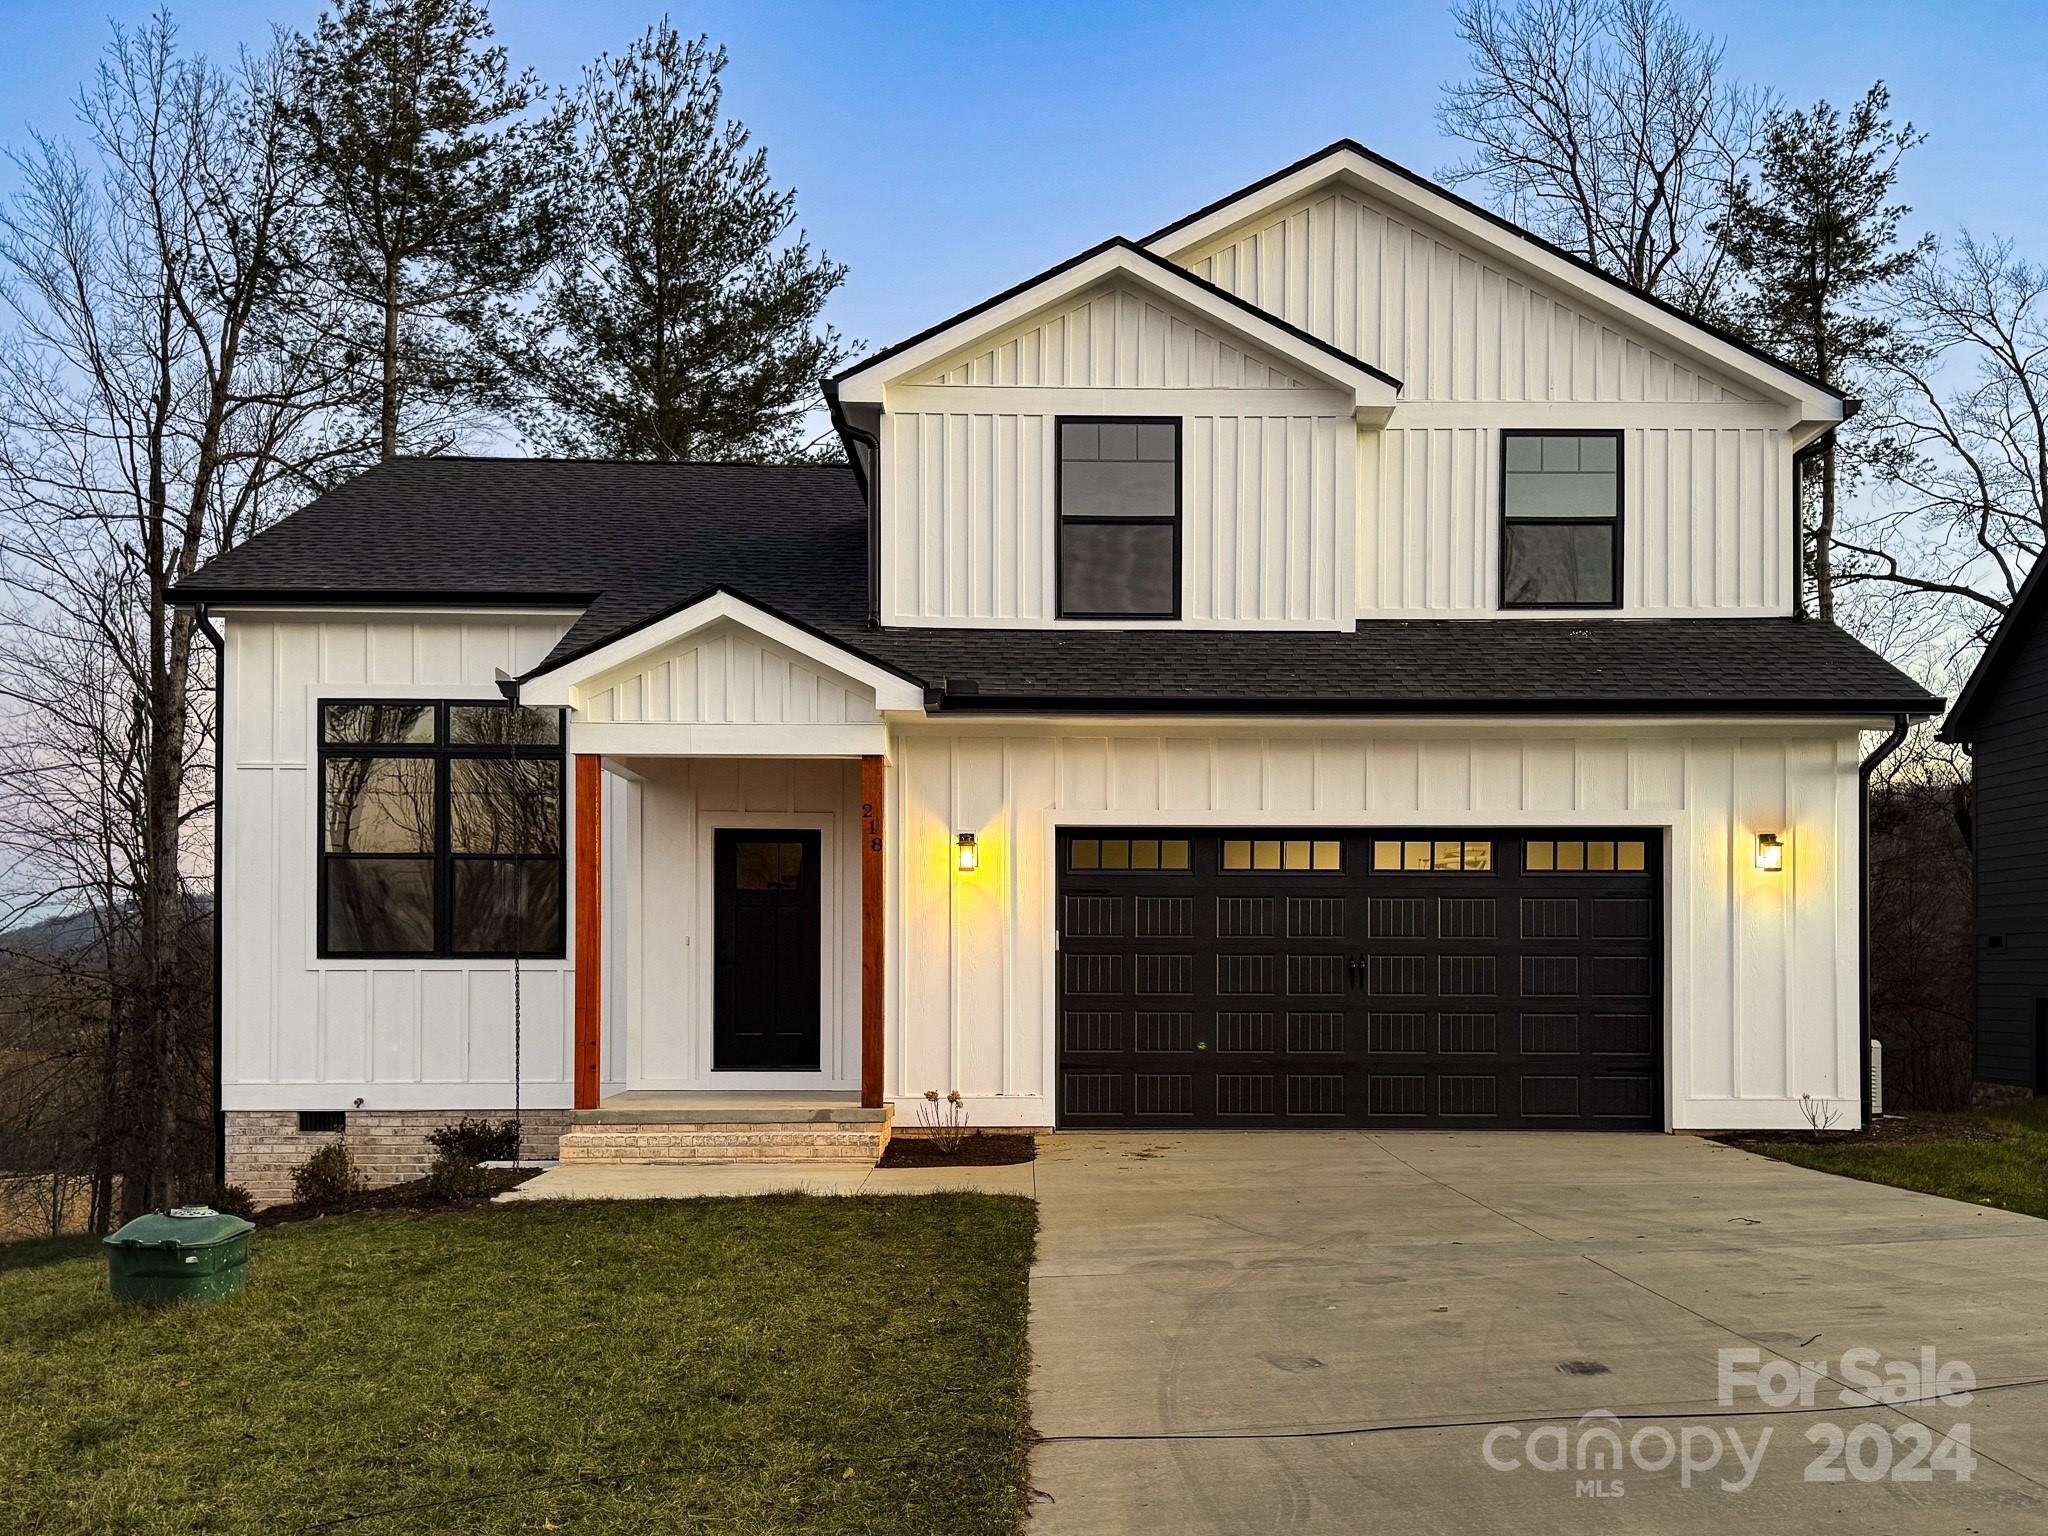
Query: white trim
570,722,887,758
835,243,1401,420
223,1084,573,1112
209,604,586,623
885,1094,1051,1129
893,714,1901,738
888,385,1349,415
519,590,925,713
1148,148,1842,423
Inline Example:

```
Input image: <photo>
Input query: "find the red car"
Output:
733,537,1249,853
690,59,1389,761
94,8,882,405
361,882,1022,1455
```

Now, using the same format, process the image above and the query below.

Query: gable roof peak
1143,138,1848,414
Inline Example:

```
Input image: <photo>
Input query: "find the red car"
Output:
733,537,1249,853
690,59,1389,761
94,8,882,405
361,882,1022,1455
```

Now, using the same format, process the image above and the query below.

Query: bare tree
0,16,370,1220
1437,0,1764,312
1844,235,2048,658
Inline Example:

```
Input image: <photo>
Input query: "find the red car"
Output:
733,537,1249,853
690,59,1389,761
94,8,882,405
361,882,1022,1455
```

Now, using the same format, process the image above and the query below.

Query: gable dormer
830,239,1398,631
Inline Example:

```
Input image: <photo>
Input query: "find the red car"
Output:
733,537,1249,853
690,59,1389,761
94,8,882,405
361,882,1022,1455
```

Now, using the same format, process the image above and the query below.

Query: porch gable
520,590,923,758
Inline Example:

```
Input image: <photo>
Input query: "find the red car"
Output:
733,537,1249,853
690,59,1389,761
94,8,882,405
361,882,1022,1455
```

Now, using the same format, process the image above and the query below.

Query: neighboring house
1941,563,2048,1101
174,141,1939,1199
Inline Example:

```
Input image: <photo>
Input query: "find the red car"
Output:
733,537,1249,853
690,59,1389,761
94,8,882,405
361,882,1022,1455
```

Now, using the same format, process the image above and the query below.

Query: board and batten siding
1172,188,1753,404
1963,608,2048,1088
577,622,881,726
220,611,577,1112
888,721,1864,1131
1362,422,1791,613
883,394,1354,626
913,281,1316,389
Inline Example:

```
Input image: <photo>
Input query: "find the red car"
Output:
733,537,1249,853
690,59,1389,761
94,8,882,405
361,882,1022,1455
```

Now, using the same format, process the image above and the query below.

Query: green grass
0,1194,1036,1535
1747,1098,2048,1221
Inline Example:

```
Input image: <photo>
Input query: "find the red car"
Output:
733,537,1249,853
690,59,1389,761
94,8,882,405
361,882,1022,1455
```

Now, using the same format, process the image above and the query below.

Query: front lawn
0,1193,1036,1535
1738,1098,2048,1221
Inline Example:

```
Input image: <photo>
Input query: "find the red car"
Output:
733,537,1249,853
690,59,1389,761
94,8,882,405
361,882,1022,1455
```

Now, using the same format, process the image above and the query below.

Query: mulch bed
878,1134,1037,1168
254,1166,541,1226
1717,1111,2010,1150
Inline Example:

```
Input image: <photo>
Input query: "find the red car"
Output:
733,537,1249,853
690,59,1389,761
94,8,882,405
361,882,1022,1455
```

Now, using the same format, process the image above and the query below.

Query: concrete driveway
1027,1132,2048,1533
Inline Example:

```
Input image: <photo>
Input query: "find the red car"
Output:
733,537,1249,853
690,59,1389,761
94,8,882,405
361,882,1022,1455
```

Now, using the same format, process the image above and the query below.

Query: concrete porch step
558,1098,893,1166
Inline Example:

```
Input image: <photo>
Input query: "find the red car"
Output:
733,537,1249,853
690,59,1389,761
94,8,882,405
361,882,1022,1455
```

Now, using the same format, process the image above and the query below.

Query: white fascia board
519,590,926,713
834,243,1398,416
570,722,888,758
1147,149,1843,425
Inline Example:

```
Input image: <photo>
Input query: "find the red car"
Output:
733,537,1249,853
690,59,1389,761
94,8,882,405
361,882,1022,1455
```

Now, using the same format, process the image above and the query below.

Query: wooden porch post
860,754,885,1109
573,754,603,1111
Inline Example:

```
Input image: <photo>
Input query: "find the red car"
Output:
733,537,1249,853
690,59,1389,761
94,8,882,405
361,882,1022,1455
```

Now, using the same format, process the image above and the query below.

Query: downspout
1859,712,1911,1123
193,603,227,1190
823,378,883,629
1789,433,1831,622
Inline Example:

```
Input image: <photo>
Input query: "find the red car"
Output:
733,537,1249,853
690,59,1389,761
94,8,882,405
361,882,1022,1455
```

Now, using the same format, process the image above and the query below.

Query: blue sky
4,0,2045,362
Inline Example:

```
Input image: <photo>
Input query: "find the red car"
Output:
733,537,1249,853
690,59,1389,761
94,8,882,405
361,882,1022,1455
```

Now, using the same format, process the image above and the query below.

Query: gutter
192,603,228,1191
920,690,1942,718
1859,713,1912,1123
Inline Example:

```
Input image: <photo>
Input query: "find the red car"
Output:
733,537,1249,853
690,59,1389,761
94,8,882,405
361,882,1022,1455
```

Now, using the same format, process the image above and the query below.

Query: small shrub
424,1152,494,1201
917,1089,970,1153
207,1184,257,1220
427,1117,522,1164
290,1142,362,1205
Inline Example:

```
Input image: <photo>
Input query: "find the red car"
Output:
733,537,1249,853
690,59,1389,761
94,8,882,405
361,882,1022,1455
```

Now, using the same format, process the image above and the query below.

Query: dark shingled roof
175,456,1939,715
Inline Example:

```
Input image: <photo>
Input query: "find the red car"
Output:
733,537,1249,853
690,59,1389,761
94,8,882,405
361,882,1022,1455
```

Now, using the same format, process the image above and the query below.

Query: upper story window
1057,417,1180,619
1500,431,1622,609
319,701,565,959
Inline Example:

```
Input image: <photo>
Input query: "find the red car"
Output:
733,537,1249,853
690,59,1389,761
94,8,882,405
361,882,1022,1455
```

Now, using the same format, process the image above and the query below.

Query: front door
713,829,823,1070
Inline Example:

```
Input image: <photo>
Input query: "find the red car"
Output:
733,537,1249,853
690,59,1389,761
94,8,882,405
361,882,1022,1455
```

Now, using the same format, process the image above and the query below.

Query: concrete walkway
1026,1131,2048,1534
497,1157,1036,1200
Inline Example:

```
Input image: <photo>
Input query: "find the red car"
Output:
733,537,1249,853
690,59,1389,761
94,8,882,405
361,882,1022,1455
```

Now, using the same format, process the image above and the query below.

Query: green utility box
104,1206,255,1305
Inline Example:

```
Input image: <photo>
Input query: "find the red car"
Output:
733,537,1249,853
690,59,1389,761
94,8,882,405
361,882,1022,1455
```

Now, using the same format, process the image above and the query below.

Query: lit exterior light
1755,832,1784,872
956,832,979,873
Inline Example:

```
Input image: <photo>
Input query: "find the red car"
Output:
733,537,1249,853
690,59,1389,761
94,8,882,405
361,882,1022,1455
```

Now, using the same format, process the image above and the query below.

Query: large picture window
1500,431,1623,609
1057,417,1180,619
319,701,565,958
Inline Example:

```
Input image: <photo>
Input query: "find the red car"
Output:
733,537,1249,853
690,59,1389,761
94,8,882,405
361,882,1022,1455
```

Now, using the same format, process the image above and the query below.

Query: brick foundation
225,1110,571,1208
557,1108,892,1167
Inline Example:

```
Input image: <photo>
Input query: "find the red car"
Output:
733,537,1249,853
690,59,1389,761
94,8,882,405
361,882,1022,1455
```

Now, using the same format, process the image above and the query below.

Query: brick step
557,1117,891,1167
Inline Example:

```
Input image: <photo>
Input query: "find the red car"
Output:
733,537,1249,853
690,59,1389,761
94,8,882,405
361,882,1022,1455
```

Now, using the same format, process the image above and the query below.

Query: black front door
713,829,822,1070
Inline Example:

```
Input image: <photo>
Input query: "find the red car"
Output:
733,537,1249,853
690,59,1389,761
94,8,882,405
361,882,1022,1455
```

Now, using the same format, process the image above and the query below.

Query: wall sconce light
1755,832,1784,873
956,832,979,873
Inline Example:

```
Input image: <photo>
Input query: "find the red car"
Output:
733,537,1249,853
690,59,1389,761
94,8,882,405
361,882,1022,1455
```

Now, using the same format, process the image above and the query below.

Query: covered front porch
516,590,924,1166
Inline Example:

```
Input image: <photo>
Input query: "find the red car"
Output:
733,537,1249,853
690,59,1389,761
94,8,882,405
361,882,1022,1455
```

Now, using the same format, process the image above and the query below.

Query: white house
175,141,1938,1200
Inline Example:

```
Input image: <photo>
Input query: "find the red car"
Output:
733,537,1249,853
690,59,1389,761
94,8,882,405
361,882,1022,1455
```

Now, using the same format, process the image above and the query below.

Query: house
174,141,1940,1200
1940,562,2048,1102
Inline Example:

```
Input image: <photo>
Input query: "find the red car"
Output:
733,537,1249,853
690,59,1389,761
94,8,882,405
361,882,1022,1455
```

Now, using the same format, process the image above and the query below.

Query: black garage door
1056,829,1660,1129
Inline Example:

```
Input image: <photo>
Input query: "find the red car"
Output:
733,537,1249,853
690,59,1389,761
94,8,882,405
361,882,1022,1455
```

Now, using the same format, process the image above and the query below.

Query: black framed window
318,701,565,959
1500,431,1623,609
1057,417,1180,619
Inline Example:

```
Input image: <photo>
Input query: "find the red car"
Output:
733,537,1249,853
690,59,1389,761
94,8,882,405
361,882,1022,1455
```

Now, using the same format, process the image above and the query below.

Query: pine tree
290,0,575,459
1718,84,1928,620
515,22,848,462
